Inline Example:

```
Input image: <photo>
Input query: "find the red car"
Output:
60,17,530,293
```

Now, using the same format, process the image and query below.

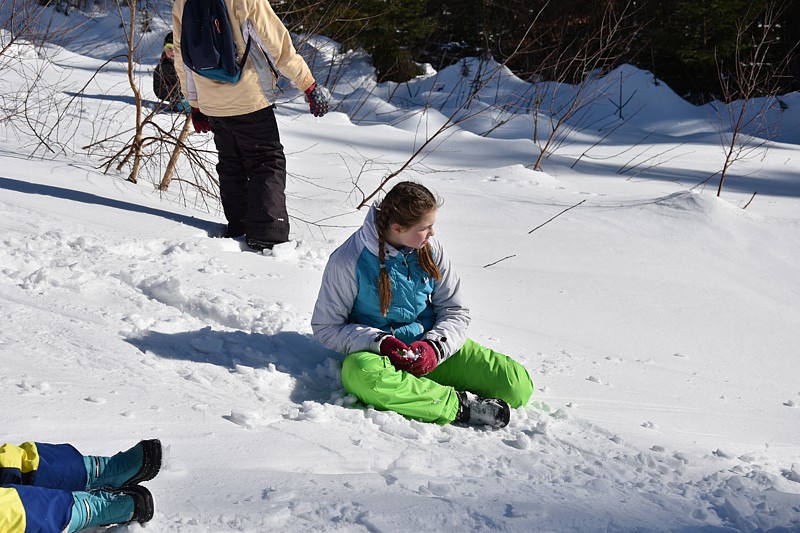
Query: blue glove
175,97,192,114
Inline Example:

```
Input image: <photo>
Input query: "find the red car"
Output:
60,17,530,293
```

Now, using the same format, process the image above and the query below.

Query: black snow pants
209,106,289,244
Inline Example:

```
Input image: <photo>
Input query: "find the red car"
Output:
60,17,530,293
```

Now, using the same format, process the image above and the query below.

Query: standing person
0,439,161,532
171,0,330,251
153,32,189,112
311,181,534,428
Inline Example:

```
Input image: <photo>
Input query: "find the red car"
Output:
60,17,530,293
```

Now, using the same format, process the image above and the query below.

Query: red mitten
190,107,210,133
379,335,415,372
407,341,439,376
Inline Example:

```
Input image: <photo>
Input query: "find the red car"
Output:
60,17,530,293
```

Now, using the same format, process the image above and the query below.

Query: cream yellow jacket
172,0,315,117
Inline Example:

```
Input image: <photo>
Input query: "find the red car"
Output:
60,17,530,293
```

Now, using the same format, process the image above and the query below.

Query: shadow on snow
0,176,217,233
124,328,343,405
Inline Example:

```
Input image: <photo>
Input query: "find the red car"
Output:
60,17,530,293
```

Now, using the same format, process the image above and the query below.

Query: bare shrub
713,0,797,197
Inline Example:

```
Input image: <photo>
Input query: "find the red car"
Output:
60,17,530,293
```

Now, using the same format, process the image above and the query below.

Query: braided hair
375,181,442,316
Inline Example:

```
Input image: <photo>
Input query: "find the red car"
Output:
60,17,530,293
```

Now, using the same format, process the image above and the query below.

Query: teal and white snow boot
84,439,162,490
67,485,154,532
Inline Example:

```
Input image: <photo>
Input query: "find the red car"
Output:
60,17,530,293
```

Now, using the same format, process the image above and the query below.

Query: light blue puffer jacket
311,204,470,360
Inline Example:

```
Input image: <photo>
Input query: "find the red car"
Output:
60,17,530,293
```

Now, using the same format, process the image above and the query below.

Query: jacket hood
357,202,400,259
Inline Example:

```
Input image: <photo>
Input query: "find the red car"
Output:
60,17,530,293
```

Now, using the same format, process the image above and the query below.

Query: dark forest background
277,0,799,104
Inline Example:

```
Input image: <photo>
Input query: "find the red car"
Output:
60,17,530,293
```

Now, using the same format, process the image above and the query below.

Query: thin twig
742,192,757,210
528,199,586,234
483,255,516,268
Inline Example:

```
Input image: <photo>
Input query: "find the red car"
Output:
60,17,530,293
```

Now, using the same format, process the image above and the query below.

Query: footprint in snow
84,395,106,404
586,375,610,386
419,481,456,497
17,380,51,395
223,410,259,429
780,468,800,484
504,432,531,450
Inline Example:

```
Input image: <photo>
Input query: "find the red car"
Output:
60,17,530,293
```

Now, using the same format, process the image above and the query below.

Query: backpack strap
238,35,252,70
239,35,253,72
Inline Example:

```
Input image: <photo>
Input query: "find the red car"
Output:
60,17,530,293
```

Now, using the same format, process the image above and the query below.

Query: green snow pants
341,338,534,424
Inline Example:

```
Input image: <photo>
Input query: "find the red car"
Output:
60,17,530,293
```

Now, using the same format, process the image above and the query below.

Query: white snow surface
1,8,800,533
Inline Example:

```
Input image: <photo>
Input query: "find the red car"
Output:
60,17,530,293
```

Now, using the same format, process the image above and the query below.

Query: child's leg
0,442,86,490
0,485,73,533
425,339,534,408
85,439,161,490
341,351,461,424
67,487,153,532
1,440,161,492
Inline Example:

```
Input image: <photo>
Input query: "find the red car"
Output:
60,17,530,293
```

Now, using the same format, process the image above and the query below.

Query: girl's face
387,209,436,250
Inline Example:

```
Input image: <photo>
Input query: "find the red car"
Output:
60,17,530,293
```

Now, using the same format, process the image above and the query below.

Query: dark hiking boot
246,237,277,251
208,224,244,239
454,391,510,429
225,225,246,238
85,439,162,490
67,486,153,532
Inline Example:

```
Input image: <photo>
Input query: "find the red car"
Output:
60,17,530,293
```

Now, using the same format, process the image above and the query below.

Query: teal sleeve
391,322,424,345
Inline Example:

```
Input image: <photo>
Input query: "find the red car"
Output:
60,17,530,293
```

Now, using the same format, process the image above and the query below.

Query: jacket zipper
401,251,412,280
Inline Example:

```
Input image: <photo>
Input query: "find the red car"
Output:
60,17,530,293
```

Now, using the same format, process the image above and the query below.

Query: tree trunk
124,0,143,184
159,115,192,191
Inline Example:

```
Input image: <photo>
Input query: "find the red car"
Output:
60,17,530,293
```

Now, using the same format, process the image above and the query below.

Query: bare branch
528,199,586,234
482,255,517,269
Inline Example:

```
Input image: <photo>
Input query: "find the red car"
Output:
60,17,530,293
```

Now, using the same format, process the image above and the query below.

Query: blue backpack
180,0,252,83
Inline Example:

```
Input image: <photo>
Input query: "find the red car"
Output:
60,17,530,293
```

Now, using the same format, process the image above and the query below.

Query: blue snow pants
0,442,87,533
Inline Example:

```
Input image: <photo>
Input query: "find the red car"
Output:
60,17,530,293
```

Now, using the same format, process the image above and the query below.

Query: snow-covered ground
2,8,800,533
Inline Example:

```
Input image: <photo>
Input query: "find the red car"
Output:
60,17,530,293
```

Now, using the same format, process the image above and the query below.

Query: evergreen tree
424,0,526,67
634,0,796,102
280,0,435,82
423,0,638,82
278,0,797,97
358,0,435,81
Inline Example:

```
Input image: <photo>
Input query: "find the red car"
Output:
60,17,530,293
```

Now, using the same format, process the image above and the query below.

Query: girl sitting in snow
311,181,533,428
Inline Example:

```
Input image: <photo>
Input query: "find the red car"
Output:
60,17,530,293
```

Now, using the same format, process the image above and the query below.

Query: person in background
153,32,190,113
172,0,331,252
312,181,534,429
0,439,161,532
